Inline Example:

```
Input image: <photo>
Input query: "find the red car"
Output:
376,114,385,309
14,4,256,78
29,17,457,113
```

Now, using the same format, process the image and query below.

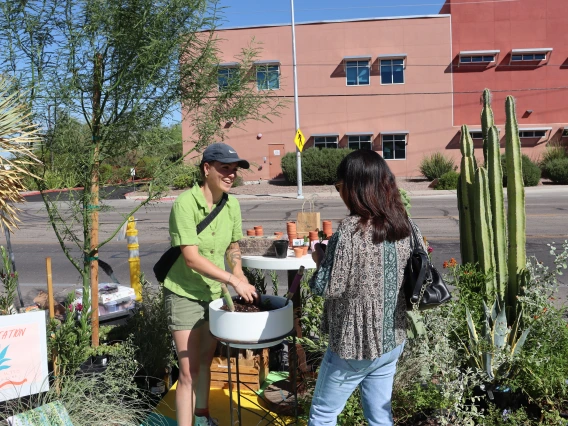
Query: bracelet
227,273,233,285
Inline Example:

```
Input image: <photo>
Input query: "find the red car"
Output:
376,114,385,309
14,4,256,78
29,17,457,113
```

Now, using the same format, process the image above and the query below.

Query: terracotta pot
293,247,304,258
308,231,319,241
255,229,264,236
274,232,284,239
246,229,255,236
254,225,263,230
302,246,308,255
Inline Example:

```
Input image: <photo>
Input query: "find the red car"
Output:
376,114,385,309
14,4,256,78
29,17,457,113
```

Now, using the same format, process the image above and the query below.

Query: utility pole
290,0,303,199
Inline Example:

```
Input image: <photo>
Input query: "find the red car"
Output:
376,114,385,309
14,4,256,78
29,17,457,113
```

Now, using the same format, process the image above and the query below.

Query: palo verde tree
0,0,284,345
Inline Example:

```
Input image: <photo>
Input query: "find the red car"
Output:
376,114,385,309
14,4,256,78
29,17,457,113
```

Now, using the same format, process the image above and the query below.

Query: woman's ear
202,162,211,178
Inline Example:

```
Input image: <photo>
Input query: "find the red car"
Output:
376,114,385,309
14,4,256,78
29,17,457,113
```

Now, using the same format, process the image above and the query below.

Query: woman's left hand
312,243,326,268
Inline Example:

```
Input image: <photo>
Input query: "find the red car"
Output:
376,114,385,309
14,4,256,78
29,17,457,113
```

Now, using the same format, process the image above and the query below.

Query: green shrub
281,148,353,185
399,188,411,215
232,175,244,187
501,154,541,187
540,142,567,167
172,174,194,189
419,152,456,181
435,170,459,190
541,157,568,184
99,163,113,184
135,156,161,179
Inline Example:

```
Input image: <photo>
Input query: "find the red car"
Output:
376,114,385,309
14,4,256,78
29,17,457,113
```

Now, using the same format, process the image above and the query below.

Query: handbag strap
196,192,228,235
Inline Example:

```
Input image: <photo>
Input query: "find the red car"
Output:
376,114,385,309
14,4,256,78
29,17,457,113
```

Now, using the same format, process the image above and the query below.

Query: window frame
345,60,371,86
256,64,280,91
459,55,496,64
380,58,405,85
347,134,373,150
217,67,238,91
470,132,483,140
381,134,407,160
518,130,547,138
313,136,339,149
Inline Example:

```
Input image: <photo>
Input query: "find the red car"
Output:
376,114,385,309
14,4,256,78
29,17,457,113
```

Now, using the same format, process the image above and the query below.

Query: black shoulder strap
196,192,229,235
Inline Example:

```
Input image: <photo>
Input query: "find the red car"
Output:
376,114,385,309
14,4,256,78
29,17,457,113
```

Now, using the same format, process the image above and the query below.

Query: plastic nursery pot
293,247,304,258
273,240,289,258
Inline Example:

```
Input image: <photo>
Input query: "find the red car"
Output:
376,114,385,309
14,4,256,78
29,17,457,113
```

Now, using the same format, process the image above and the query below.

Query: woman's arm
180,245,257,303
226,241,245,279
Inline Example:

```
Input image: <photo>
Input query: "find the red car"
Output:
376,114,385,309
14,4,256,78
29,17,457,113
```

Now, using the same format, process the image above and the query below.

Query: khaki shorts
164,288,210,331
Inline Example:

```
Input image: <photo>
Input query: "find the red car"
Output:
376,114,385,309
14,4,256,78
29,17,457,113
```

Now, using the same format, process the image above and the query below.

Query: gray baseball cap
201,143,250,169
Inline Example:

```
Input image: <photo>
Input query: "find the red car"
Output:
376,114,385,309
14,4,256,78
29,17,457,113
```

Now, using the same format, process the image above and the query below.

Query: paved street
2,188,567,306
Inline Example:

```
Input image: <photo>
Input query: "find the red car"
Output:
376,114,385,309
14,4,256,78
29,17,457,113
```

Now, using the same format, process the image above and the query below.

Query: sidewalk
123,180,568,202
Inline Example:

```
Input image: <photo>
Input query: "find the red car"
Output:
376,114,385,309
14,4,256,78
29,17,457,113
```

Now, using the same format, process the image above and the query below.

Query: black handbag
404,220,451,311
153,192,228,283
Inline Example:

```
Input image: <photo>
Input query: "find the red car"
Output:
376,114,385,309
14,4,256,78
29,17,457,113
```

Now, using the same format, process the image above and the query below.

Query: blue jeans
308,343,405,426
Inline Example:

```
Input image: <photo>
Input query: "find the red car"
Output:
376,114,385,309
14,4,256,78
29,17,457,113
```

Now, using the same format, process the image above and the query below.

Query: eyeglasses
334,182,343,192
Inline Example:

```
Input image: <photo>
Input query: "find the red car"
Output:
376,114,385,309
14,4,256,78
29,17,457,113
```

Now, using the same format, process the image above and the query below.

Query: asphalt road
2,189,567,306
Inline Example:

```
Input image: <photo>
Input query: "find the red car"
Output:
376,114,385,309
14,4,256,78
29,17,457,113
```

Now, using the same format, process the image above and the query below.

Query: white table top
241,249,316,270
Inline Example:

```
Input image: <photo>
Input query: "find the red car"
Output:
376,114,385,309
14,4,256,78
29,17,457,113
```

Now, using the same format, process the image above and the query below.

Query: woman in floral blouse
308,149,423,426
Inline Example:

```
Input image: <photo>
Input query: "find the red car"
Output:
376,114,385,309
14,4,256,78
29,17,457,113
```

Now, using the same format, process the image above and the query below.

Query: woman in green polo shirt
164,143,257,426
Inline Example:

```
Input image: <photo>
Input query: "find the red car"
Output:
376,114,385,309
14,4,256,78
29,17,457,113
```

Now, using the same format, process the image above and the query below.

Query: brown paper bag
296,200,321,238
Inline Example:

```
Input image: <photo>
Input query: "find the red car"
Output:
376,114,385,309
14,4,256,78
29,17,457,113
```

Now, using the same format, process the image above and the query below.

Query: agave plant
463,299,529,382
0,76,41,232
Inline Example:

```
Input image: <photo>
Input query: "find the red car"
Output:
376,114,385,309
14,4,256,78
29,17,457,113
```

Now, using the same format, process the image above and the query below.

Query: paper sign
273,150,281,156
130,168,136,177
294,129,306,152
0,311,49,402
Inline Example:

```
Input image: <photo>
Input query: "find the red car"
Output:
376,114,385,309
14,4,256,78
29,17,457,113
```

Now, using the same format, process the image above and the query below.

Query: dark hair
337,150,411,244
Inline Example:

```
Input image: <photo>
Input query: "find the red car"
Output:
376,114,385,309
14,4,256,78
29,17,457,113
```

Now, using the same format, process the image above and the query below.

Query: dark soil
219,296,278,313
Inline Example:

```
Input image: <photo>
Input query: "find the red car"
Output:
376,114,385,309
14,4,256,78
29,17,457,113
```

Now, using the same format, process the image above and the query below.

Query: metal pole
290,0,304,199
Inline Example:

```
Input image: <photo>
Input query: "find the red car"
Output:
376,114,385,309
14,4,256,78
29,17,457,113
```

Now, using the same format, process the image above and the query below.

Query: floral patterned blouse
309,215,424,360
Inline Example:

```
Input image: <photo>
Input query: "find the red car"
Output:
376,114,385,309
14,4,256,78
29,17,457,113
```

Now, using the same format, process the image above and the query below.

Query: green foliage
501,154,541,187
399,188,411,215
0,246,17,314
48,294,91,379
243,268,267,295
119,277,175,378
419,152,457,181
172,174,195,190
435,170,460,190
135,156,161,179
541,158,568,184
281,148,353,185
540,142,567,169
233,175,244,187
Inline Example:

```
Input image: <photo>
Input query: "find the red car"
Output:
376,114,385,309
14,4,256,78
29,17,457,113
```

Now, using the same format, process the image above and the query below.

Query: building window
382,134,406,160
346,61,370,86
314,136,338,149
218,67,237,91
562,129,568,138
511,53,547,61
519,130,546,138
380,59,404,84
460,55,496,63
256,65,280,90
348,135,372,150
470,132,483,139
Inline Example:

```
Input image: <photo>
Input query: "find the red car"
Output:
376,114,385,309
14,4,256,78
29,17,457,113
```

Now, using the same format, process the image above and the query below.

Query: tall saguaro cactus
486,126,507,300
505,96,526,317
481,88,495,164
457,125,477,265
474,167,497,298
457,90,527,325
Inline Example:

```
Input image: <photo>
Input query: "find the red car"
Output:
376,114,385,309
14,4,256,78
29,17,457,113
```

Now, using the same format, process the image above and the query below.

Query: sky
217,0,446,29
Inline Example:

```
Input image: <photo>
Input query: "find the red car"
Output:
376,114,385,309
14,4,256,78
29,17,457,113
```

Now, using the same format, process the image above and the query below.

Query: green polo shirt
163,185,243,301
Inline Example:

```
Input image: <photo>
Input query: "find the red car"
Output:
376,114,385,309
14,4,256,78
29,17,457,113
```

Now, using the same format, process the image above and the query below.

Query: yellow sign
294,129,306,152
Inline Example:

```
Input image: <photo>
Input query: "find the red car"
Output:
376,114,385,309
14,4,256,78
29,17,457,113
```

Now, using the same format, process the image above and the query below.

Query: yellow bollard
126,216,142,301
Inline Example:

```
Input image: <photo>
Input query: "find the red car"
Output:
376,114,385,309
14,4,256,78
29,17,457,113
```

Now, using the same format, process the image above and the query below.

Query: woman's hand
231,276,258,304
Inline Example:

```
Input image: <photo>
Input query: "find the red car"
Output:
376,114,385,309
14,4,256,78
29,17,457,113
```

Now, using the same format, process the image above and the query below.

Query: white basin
209,295,294,349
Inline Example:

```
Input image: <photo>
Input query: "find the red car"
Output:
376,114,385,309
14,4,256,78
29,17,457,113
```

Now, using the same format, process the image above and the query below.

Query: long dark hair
337,150,411,244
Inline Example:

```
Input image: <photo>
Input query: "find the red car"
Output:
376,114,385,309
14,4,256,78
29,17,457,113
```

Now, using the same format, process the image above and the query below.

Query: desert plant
399,188,411,215
281,148,352,185
501,154,541,187
0,246,18,314
435,170,459,190
541,158,568,184
172,174,195,189
0,76,41,232
540,142,567,170
419,152,456,181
